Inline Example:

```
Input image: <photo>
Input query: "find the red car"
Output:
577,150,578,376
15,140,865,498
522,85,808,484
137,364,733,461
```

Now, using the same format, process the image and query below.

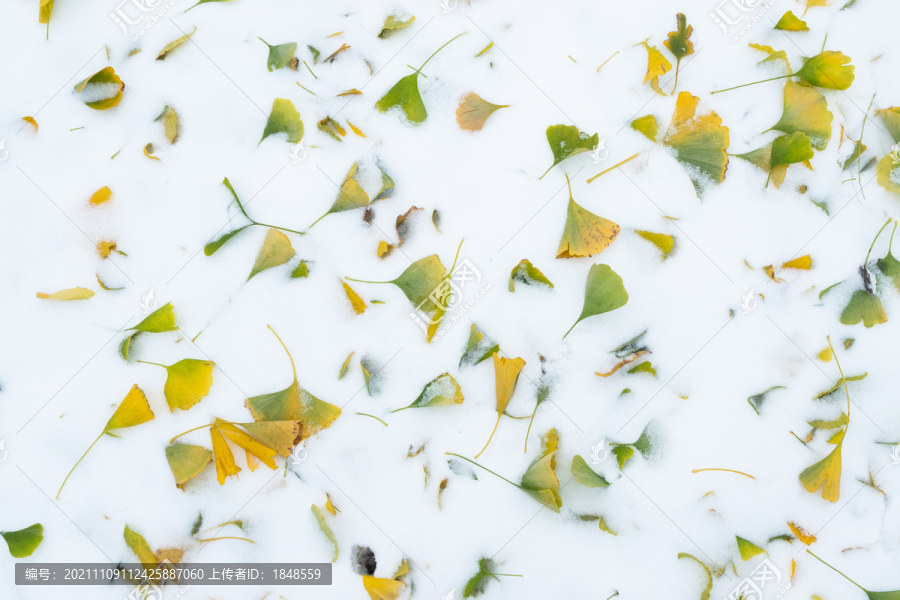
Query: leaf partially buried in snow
774,11,809,31
631,115,659,141
137,359,214,411
840,290,887,327
635,230,675,258
557,176,619,258
378,15,415,38
90,186,113,205
1,524,43,558
639,40,672,96
876,154,900,195
393,373,463,411
519,429,562,511
209,418,294,484
747,385,785,415
611,423,655,469
342,280,367,314
748,43,791,71
74,67,124,110
475,354,526,458
564,264,628,338
157,27,196,60
509,259,554,292
309,163,370,228
459,324,498,367
311,505,338,562
878,107,900,143
463,558,522,598
736,132,814,188
769,81,833,150
877,223,900,291
678,553,712,600
813,373,866,400
165,443,212,490
318,117,346,141
124,525,158,570
260,98,304,144
245,326,341,439
247,229,295,280
736,536,768,561
121,302,178,359
155,105,180,144
661,92,729,197
456,93,508,132
259,38,297,72
571,455,610,488
362,575,405,600
57,385,155,498
36,287,94,300
540,125,599,179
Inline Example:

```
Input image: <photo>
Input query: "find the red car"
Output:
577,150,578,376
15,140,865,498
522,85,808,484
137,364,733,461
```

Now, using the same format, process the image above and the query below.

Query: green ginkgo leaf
795,51,855,90
165,443,213,490
736,536,767,561
840,290,887,327
137,359,215,411
378,15,415,38
769,81,833,150
248,229,295,280
611,423,655,470
571,455,610,488
509,259,554,292
564,264,628,338
392,373,463,411
747,385,786,415
259,38,297,71
308,163,369,228
74,67,124,110
877,223,900,291
774,11,809,30
736,132,814,188
540,125,599,179
121,303,178,360
260,98,304,144
460,324,499,367
1,524,43,558
205,225,252,256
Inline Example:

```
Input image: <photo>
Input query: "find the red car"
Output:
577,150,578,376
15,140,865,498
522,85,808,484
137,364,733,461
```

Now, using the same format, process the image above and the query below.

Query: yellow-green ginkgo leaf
540,125,599,179
138,359,215,411
639,40,672,96
736,132,814,188
362,575,405,600
456,93,509,132
311,505,338,562
774,11,809,31
876,154,900,195
509,259,554,291
635,230,675,258
520,431,562,512
245,326,341,439
571,455,610,488
800,441,842,501
795,51,855,90
557,176,620,258
564,263,628,338
133,302,178,334
309,163,370,227
736,536,768,561
36,287,94,300
248,228,295,280
661,92,729,197
769,81,833,150
878,107,900,143
1,524,43,558
211,419,279,482
39,0,53,39
459,323,499,367
392,373,463,411
318,116,347,141
258,38,297,71
748,43,791,71
678,553,712,600
74,67,124,110
631,115,659,141
124,525,158,570
165,443,212,490
157,27,196,60
475,354,526,458
240,420,302,458
378,15,415,38
260,98,304,144
840,290,887,327
156,105,180,144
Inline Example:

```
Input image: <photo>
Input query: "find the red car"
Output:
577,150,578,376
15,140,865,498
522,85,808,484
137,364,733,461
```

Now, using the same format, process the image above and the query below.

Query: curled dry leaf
74,67,124,110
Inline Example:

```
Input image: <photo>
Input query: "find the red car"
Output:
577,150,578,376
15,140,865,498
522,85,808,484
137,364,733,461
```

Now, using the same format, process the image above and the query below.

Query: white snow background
1,0,900,598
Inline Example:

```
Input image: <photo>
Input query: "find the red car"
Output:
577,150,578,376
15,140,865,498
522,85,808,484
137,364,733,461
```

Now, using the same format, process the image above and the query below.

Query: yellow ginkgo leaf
635,230,675,258
630,115,659,141
124,525,158,571
157,27,196,60
36,287,94,300
39,0,53,39
475,353,526,458
311,505,338,562
248,229,295,280
557,176,620,259
803,0,830,15
137,359,215,411
788,521,817,545
156,105,180,144
377,241,394,259
799,441,842,502
456,93,509,131
769,81,833,150
22,116,38,131
362,575,404,600
774,11,808,31
209,424,241,484
639,40,671,96
341,280,367,314
97,240,117,259
215,419,278,469
782,255,812,269
661,92,729,197
748,43,791,71
89,186,112,205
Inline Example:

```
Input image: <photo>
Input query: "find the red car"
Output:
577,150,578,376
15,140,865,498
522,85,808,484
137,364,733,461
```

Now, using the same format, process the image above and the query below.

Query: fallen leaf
736,536,768,561
1,524,43,558
36,287,94,300
248,229,295,280
378,15,415,38
459,324,498,367
564,263,628,338
475,354,526,458
769,81,833,150
22,116,38,131
393,373,463,411
630,115,659,141
840,290,887,327
157,27,196,60
137,359,214,411
311,505,338,562
664,13,694,93
165,443,213,490
540,125,599,179
39,0,53,38
557,176,619,258
124,525,158,570
639,40,672,96
342,280,367,314
661,92,729,196
788,521,817,545
678,553,712,600
74,67,124,110
259,38,296,71
156,106,180,144
456,93,509,131
260,98,304,144
89,186,112,205
774,11,809,31
635,230,675,258
571,455,610,488
795,51,855,90
318,116,346,141
509,259,554,291
309,163,370,227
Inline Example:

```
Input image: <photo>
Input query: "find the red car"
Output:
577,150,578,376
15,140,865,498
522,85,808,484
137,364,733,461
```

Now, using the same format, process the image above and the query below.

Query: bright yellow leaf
342,280,367,314
639,40,671,96
89,186,112,205
36,287,94,300
557,176,620,258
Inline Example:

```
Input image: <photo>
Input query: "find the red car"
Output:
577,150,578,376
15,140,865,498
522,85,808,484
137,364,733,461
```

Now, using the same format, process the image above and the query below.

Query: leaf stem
538,164,554,180
168,421,245,444
267,325,297,380
587,153,639,183
417,33,467,74
672,58,681,94
198,536,255,544
446,238,465,277
344,277,392,284
357,412,389,426
445,452,522,489
258,37,271,47
710,74,792,95
864,218,892,266
57,432,104,499
805,550,867,592
690,468,755,479
252,221,306,236
857,94,875,199
475,414,502,459
136,360,166,368
562,321,578,339
827,336,851,420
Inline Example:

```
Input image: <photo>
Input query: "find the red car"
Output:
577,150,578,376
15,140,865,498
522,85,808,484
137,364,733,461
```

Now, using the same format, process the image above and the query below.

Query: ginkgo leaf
339,352,354,379
378,15,415,38
245,326,341,440
736,132,814,188
138,359,214,411
362,575,405,600
769,81,833,150
748,43,791,71
520,430,562,511
460,324,499,367
635,230,675,258
557,176,619,258
318,117,347,141
260,98,304,144
462,558,522,598
57,385,154,498
806,551,900,600
631,115,659,141
157,27,196,60
90,186,112,205
783,255,812,269
509,259,554,291
803,0,830,13
143,143,161,161
840,290,887,327
97,240,117,259
747,386,785,415
121,302,178,360
259,38,297,71
774,11,809,30
456,93,509,132
878,107,900,143
475,354,526,458
664,13,694,93
395,206,422,246
800,442,842,502
248,229,295,280
1,524,43,558
342,280,367,314
564,263,628,338
185,0,230,11
678,553,712,600
736,536,768,561
877,224,900,291
124,525,158,570
540,125,599,179
309,163,370,227
876,154,900,195
240,420,302,457
292,260,309,279
611,423,655,470
571,455,610,488
639,40,672,96
661,92,729,197
165,443,212,490
156,106,180,144
74,67,124,110
628,361,656,377
311,505,338,562
795,51,855,90
211,419,278,483
374,166,396,202
36,287,94,300
813,373,866,401
393,373,463,411
39,0,53,39
788,522,817,545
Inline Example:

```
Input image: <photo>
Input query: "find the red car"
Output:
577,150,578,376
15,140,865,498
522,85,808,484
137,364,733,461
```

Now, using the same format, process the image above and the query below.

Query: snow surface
1,0,900,599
